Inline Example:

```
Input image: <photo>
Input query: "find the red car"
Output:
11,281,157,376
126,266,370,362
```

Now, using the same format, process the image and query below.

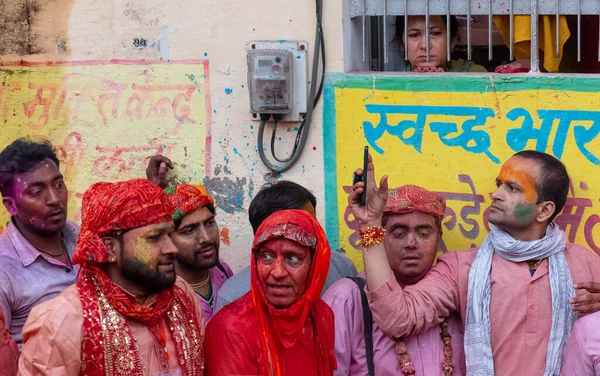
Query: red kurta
205,292,334,376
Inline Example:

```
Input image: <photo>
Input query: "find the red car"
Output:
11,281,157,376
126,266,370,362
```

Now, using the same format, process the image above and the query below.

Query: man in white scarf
349,150,600,376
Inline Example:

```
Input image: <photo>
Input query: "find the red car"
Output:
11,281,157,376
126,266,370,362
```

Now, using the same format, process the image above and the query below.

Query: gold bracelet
359,226,386,248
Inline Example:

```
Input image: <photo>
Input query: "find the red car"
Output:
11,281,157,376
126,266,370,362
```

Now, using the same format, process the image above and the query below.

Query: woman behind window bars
394,15,487,73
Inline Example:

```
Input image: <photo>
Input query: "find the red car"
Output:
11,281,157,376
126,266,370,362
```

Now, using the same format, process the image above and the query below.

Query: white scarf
465,223,576,375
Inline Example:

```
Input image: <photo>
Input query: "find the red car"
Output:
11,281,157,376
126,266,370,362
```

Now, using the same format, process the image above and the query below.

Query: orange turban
164,184,215,224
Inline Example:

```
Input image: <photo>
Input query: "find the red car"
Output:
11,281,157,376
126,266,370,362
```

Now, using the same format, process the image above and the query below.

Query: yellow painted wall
0,61,209,229
324,75,600,268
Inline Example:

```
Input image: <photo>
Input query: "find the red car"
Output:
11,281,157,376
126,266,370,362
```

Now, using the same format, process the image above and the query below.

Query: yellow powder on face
132,236,155,267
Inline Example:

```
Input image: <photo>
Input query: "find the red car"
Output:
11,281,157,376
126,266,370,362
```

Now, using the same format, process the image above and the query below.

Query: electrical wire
257,0,325,173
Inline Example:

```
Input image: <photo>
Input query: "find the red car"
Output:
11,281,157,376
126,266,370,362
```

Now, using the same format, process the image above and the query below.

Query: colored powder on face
497,162,538,203
132,236,155,267
514,202,536,223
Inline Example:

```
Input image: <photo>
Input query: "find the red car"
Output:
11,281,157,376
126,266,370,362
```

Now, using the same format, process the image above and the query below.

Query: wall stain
203,176,254,214
0,0,41,55
1,0,75,57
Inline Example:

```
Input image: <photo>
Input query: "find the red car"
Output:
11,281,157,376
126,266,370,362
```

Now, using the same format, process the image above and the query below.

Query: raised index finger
366,153,378,189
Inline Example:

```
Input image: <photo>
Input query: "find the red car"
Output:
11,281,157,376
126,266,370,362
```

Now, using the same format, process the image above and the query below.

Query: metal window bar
426,0,431,61
467,0,472,61
404,0,408,61
530,0,539,72
447,0,452,62
510,0,514,61
383,0,388,64
577,0,581,62
556,0,560,61
488,0,493,61
354,0,600,73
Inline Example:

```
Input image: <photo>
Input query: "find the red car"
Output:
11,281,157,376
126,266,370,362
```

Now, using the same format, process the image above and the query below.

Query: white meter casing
247,50,293,115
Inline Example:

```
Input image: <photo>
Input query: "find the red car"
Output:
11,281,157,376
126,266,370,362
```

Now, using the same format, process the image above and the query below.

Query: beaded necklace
394,319,453,376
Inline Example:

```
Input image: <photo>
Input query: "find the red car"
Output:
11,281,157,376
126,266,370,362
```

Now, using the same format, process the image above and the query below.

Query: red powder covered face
256,238,313,309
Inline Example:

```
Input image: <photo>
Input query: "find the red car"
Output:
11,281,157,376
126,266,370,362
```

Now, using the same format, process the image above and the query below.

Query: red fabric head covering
384,185,446,221
73,178,174,265
164,183,215,224
250,209,335,376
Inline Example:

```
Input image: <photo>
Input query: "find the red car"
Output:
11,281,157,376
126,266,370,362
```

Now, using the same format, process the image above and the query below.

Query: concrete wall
0,0,343,271
2,0,599,272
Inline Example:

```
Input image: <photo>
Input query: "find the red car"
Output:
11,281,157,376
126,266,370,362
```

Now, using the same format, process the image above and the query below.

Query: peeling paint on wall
203,176,254,214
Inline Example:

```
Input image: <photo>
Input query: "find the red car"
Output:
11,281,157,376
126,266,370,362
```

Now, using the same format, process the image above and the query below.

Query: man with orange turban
165,183,233,323
204,209,337,376
18,179,205,376
324,185,465,376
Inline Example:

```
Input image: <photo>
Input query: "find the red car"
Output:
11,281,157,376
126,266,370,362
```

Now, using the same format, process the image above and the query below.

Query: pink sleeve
560,317,598,376
365,251,461,338
0,308,18,376
322,280,361,376
17,299,82,376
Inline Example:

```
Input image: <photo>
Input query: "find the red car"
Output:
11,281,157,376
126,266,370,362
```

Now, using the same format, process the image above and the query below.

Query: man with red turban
204,209,337,376
164,184,233,323
323,185,465,376
18,179,205,376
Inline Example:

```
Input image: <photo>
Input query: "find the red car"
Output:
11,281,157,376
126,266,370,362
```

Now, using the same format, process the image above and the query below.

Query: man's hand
570,282,600,316
146,155,173,189
347,153,388,230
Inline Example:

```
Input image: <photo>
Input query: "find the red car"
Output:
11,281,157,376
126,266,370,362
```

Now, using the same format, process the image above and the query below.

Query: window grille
343,0,600,72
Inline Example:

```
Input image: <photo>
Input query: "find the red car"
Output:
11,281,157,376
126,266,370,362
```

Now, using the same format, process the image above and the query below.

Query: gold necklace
189,274,210,290
527,259,544,271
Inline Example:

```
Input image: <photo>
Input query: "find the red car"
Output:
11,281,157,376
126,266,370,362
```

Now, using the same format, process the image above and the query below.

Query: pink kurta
17,277,205,376
366,244,600,376
561,311,600,375
323,274,465,376
199,259,233,323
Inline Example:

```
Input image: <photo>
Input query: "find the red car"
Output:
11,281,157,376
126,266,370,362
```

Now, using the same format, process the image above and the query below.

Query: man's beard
176,241,220,270
120,253,176,294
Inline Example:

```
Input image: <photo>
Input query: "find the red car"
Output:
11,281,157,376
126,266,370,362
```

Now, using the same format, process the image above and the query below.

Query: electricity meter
247,50,293,115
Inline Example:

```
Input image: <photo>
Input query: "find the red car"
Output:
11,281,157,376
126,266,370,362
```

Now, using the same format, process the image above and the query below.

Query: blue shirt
214,249,357,313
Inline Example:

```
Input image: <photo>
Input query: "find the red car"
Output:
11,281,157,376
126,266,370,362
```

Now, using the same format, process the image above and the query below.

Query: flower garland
394,319,453,376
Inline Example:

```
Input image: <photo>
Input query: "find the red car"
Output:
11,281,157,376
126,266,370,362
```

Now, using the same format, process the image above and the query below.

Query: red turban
72,178,174,265
384,185,446,221
164,183,214,224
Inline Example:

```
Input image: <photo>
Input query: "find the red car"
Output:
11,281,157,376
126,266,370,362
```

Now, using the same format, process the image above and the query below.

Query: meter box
247,50,294,115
